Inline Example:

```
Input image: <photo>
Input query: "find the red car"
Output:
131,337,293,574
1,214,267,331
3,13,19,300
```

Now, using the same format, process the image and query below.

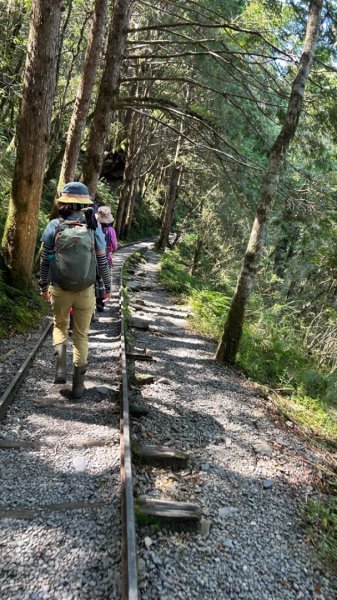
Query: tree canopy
0,0,336,373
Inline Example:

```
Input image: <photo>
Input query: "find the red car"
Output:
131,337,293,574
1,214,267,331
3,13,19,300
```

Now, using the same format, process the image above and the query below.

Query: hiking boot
71,365,87,399
54,344,67,384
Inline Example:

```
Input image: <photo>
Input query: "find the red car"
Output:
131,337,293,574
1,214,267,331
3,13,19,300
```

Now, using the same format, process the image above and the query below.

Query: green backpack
54,219,97,291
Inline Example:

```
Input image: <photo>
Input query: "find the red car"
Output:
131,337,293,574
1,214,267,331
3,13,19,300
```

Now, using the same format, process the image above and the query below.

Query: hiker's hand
103,291,111,303
42,290,51,303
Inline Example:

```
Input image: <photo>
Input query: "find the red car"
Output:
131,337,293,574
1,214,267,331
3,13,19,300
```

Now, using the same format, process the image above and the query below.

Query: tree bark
81,0,132,197
190,236,204,276
273,206,296,280
58,0,109,189
1,0,62,289
216,0,323,364
156,162,181,250
115,107,146,238
156,80,193,250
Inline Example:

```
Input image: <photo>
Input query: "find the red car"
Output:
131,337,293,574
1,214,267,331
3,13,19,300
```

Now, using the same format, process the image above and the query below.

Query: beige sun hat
96,206,114,224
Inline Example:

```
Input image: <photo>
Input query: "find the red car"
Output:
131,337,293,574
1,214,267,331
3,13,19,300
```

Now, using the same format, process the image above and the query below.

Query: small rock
199,518,211,538
144,536,153,549
138,558,146,574
96,385,112,395
263,479,273,489
218,507,239,518
252,441,272,456
151,554,162,567
72,456,86,472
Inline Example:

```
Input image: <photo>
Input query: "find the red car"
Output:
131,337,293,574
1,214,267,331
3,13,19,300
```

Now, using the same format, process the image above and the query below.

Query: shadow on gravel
132,394,226,447
129,327,280,470
29,392,120,427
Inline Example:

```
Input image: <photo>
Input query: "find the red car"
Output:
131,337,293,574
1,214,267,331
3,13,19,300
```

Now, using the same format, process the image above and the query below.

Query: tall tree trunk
216,0,323,364
124,188,142,239
273,206,296,280
190,236,204,276
58,0,109,189
116,106,146,238
1,0,62,289
81,0,132,197
51,9,90,149
156,83,192,250
156,163,181,250
115,91,138,237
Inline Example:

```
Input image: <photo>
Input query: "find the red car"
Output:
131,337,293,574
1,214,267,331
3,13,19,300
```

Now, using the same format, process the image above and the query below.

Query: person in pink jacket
95,206,118,311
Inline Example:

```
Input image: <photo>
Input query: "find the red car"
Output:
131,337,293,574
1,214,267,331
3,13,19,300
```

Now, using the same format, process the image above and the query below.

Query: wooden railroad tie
136,498,202,532
129,404,150,418
134,444,189,470
0,501,108,520
130,316,151,330
0,437,113,450
126,352,154,362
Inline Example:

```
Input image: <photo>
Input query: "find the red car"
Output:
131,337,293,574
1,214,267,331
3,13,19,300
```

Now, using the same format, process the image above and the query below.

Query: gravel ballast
0,247,143,599
1,244,336,600
128,251,337,600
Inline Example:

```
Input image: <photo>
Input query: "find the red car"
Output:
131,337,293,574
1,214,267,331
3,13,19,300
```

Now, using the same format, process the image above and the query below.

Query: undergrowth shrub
305,496,337,573
159,244,337,442
190,290,231,337
0,279,47,338
160,248,199,295
158,240,337,573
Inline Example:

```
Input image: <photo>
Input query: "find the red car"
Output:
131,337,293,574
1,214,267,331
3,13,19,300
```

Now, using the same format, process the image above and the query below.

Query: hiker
39,182,111,399
95,205,118,312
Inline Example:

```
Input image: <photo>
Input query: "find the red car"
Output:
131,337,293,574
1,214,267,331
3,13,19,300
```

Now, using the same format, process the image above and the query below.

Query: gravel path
1,246,336,600
128,250,337,600
0,270,124,599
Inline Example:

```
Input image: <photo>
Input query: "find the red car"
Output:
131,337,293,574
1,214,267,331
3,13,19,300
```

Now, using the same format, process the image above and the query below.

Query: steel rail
0,239,153,599
120,270,138,600
118,240,153,599
0,319,53,420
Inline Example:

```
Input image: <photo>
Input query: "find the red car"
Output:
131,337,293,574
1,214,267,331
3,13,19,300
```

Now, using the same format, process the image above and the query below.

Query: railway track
0,241,151,600
2,242,335,600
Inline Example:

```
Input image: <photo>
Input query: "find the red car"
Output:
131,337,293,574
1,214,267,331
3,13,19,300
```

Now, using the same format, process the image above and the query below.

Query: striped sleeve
96,253,111,293
39,245,51,292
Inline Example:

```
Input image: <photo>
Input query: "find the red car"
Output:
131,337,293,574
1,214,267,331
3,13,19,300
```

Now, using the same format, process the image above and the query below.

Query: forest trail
128,250,337,600
0,246,336,600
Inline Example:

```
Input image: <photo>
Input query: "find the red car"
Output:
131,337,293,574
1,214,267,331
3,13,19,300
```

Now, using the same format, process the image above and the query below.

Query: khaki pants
50,285,95,367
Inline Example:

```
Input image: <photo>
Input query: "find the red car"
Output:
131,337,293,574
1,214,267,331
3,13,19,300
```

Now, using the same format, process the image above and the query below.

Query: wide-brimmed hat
58,181,93,205
96,206,114,224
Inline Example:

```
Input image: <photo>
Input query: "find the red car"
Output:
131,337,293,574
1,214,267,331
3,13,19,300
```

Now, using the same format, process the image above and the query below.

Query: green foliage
95,180,119,214
160,248,200,295
190,290,231,337
121,249,148,348
0,278,48,338
305,495,337,573
134,502,161,528
127,195,161,241
160,245,337,448
281,394,337,444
